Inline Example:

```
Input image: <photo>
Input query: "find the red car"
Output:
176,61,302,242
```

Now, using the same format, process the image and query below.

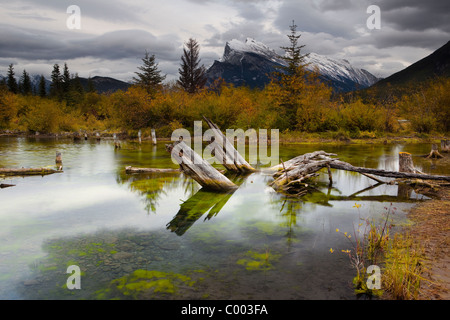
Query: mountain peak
208,38,380,92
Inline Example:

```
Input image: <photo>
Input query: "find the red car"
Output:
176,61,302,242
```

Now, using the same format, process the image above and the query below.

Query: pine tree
38,75,47,97
6,64,18,94
177,38,207,94
20,69,32,95
133,51,166,94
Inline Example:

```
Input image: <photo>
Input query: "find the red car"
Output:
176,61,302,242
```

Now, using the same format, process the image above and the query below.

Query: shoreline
0,130,447,145
404,185,450,300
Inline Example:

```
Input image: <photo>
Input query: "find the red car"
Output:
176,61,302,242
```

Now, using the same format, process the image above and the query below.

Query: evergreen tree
86,77,96,93
6,64,18,94
177,38,207,94
20,69,32,95
50,64,63,99
280,20,308,76
133,51,166,94
268,20,310,130
38,75,47,97
62,63,71,97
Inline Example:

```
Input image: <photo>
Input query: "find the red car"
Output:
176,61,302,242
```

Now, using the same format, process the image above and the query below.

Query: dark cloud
0,25,180,62
377,0,450,33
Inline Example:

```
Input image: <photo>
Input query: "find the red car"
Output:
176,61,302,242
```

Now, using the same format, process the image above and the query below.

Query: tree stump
55,151,62,164
426,144,443,159
151,129,157,145
399,152,417,173
441,139,449,152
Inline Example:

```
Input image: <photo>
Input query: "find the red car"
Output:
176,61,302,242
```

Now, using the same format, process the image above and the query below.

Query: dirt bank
406,185,449,300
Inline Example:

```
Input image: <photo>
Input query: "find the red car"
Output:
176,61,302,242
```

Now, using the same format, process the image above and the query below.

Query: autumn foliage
0,73,449,137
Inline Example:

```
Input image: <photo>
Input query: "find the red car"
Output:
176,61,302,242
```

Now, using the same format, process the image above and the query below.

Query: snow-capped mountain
206,38,380,92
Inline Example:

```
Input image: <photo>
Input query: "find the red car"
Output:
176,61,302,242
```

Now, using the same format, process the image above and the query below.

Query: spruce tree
178,38,207,94
280,20,308,76
20,69,32,95
38,75,47,97
86,77,96,93
50,64,63,99
6,64,18,94
62,63,71,97
133,51,166,94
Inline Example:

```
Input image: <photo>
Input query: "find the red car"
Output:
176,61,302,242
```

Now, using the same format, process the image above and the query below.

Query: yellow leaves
353,203,362,209
329,248,334,254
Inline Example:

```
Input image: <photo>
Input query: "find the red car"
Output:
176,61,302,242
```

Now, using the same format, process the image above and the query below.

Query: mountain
205,38,380,92
1,74,130,94
370,40,450,90
78,76,131,94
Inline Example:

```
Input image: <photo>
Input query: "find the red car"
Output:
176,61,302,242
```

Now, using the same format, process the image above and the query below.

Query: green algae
236,250,281,271
98,269,198,299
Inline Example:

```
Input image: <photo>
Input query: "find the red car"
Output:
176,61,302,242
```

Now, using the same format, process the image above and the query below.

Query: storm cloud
0,0,448,81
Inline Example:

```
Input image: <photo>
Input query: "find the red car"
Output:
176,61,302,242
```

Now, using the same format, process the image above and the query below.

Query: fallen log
166,140,237,192
270,151,450,196
1,183,15,188
203,116,256,173
328,160,450,181
125,166,181,174
0,167,63,176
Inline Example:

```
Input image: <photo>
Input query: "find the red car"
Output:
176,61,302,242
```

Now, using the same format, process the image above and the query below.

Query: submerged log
202,116,256,173
166,140,237,191
125,166,181,174
0,167,63,176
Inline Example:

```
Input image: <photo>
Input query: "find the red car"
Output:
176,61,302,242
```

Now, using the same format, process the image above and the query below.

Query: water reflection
1,137,448,300
167,189,237,236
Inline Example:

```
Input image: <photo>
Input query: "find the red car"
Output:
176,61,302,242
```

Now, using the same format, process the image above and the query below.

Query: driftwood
0,167,63,176
125,166,181,174
203,116,256,173
270,151,450,195
166,140,237,192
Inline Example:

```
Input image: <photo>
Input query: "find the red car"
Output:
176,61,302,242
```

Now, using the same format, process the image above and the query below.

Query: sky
0,0,449,83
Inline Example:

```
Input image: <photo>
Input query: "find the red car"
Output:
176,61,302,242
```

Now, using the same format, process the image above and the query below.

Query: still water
0,136,446,300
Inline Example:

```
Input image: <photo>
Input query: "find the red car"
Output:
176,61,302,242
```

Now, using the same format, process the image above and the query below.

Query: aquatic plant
99,269,197,299
337,203,395,297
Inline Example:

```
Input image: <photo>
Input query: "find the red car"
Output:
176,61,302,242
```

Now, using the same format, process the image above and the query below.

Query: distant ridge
78,76,131,93
370,40,450,89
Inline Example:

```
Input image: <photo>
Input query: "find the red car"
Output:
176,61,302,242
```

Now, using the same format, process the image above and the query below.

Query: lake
0,136,446,300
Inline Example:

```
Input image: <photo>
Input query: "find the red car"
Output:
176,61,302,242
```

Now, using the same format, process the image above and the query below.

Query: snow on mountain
206,38,380,92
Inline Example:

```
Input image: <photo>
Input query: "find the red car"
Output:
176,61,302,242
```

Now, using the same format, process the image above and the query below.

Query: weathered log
166,141,237,191
0,167,63,176
426,144,444,159
202,116,256,173
125,166,181,174
270,151,337,173
329,160,450,181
